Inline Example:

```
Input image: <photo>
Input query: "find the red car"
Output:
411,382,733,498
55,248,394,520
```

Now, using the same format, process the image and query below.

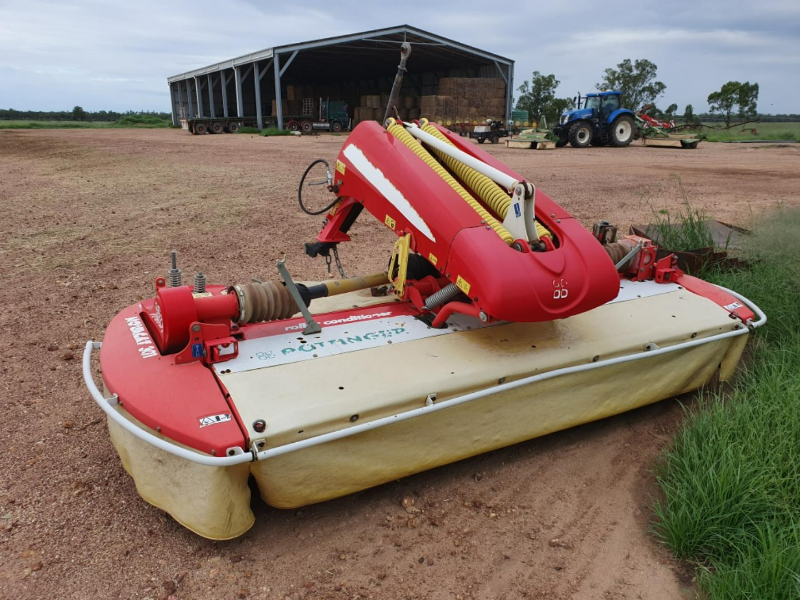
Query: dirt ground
1,128,798,600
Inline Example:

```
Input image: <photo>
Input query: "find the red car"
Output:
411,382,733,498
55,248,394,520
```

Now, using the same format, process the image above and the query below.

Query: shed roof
167,25,513,84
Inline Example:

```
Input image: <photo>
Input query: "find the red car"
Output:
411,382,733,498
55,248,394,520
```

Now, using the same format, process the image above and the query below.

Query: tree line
0,107,171,122
515,59,779,128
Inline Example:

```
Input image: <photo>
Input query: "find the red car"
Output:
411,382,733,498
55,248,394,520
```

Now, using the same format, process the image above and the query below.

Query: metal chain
332,245,347,279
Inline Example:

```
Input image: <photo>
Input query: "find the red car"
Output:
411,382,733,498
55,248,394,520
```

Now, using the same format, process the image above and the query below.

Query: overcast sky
1,0,798,114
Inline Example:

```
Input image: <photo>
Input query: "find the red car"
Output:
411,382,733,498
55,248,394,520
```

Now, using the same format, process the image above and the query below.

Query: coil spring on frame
385,118,513,245
423,282,461,310
420,120,551,241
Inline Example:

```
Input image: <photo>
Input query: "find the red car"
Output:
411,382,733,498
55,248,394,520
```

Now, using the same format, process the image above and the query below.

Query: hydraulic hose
420,120,551,240
385,118,513,245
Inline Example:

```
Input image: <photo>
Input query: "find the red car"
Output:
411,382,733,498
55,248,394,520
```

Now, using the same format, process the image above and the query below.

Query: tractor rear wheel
568,121,593,147
610,115,635,147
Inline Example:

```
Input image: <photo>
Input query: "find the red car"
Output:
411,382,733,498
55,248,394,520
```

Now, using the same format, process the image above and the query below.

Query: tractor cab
553,91,635,148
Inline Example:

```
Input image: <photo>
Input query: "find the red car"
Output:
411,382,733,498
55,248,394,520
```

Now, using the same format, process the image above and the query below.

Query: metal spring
193,272,207,294
424,283,461,310
167,250,182,287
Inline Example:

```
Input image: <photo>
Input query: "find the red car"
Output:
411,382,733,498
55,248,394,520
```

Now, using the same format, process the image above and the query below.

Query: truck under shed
167,25,514,130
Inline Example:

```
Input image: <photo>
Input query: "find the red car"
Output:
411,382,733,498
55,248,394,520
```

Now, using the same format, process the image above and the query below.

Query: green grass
649,181,728,253
653,207,800,599
651,201,717,251
0,115,171,129
260,127,292,137
236,126,293,136
699,121,800,143
110,114,170,128
0,120,112,129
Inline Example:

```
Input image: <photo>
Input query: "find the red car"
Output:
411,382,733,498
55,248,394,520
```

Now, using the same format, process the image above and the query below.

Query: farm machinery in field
83,44,763,539
552,91,636,147
636,104,702,149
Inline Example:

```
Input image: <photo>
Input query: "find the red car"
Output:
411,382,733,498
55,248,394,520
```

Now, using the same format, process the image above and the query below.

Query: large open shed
167,25,514,130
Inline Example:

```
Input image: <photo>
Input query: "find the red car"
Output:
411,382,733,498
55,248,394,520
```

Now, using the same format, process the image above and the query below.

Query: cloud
0,0,797,113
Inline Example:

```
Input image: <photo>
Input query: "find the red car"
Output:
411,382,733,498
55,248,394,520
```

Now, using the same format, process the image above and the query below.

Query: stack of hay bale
272,85,317,117
420,78,506,125
354,94,421,125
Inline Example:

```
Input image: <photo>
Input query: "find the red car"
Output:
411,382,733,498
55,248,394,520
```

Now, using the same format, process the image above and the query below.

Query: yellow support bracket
388,233,412,296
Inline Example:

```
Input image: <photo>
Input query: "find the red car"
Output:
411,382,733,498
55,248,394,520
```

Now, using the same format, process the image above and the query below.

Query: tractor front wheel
568,121,593,147
331,121,343,133
610,115,635,147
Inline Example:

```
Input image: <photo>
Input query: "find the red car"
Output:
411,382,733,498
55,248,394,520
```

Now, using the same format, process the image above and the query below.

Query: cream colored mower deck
87,280,761,539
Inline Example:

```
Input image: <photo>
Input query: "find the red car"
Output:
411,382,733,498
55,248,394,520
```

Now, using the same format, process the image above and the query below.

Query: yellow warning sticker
428,252,438,266
336,160,346,175
456,275,471,295
385,215,396,230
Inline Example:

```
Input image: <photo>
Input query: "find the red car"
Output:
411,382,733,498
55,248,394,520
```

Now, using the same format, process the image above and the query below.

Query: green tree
546,97,574,125
664,103,678,120
515,71,573,125
737,82,759,119
516,72,558,119
597,59,666,110
683,104,700,127
72,105,86,121
707,81,759,127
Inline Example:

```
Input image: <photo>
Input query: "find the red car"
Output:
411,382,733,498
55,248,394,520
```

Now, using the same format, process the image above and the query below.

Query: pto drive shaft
231,271,389,324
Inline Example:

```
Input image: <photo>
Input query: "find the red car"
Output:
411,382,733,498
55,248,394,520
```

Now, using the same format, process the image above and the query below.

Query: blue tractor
553,91,636,148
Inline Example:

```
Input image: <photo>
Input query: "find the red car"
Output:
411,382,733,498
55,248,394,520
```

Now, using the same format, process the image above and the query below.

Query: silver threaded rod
193,272,207,294
167,250,182,287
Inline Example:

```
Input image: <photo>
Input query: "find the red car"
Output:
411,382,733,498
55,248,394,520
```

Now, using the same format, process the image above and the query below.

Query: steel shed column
194,76,204,118
235,67,244,118
186,80,194,118
254,63,263,129
506,64,514,123
273,53,283,130
169,83,178,126
207,74,216,118
221,73,229,117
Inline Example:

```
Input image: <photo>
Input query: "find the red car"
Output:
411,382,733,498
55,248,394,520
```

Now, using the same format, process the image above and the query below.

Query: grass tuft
649,181,725,252
653,207,800,599
260,127,292,137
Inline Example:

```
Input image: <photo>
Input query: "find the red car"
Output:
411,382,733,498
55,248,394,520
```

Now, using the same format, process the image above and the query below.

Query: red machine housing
317,121,621,322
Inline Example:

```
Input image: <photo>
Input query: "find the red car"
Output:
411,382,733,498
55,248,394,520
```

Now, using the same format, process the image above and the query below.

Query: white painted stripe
343,143,436,242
